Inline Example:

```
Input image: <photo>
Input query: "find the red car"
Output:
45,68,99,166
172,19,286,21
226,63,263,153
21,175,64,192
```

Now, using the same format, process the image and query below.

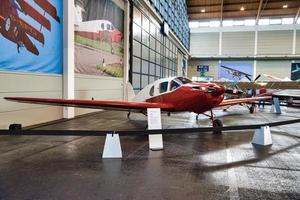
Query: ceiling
187,0,300,22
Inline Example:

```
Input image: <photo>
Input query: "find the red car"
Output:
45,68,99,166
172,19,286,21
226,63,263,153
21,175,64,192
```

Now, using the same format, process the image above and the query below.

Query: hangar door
130,4,178,93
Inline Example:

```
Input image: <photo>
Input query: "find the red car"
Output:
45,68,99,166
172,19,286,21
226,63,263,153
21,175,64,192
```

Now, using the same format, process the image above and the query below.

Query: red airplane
5,77,272,131
0,0,60,55
75,20,123,43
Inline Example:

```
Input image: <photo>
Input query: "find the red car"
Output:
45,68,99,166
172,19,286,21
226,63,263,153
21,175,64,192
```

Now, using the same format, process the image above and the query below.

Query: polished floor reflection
0,106,299,199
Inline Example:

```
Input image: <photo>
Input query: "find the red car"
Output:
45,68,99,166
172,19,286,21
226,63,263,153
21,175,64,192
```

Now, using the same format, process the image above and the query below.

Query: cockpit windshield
174,77,192,85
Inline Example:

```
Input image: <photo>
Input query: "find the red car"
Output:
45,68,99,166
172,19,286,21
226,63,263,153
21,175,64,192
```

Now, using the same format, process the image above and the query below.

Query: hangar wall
0,72,63,129
189,25,300,80
74,75,124,116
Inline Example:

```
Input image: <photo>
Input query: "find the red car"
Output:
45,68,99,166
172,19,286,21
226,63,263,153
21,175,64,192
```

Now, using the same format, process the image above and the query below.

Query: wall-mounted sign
197,65,209,73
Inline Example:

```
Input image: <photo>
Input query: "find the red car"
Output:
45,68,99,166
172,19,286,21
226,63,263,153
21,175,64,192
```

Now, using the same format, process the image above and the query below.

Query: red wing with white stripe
218,96,272,107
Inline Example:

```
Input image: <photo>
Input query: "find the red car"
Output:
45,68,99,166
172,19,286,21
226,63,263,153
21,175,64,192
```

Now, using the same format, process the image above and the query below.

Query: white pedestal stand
271,97,281,114
147,108,163,150
252,126,273,146
102,133,122,158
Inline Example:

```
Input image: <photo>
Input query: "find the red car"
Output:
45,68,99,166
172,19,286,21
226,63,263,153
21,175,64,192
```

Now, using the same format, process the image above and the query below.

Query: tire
249,104,255,114
213,119,223,134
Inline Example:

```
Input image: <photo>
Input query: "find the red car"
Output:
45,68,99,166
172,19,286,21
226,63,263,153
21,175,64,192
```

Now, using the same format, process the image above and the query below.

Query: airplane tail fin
125,82,135,101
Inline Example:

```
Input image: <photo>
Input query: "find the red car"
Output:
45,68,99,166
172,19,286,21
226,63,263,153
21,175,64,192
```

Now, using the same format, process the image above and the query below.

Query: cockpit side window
159,82,168,93
175,77,192,84
149,85,154,96
170,81,180,91
101,23,104,30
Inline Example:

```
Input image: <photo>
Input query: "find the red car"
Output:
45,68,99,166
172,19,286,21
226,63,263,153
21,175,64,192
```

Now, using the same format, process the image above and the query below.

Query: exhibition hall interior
0,0,300,199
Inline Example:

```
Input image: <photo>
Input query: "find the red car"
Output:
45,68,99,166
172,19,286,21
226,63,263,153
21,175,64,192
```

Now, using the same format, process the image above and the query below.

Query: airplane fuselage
133,77,225,114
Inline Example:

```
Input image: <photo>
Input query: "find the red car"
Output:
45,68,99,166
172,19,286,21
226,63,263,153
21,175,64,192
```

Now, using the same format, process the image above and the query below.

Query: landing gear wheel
249,104,255,114
127,112,131,119
212,119,223,134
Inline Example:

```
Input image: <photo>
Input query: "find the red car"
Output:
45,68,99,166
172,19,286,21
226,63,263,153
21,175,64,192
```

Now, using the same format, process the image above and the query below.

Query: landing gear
212,119,223,134
249,103,255,114
199,110,223,134
127,112,131,119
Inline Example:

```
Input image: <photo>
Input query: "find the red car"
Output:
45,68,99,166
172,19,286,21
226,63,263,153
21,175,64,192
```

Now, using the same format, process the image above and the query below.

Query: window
131,5,178,91
149,86,154,96
101,23,104,30
170,81,180,90
107,24,111,30
159,82,168,93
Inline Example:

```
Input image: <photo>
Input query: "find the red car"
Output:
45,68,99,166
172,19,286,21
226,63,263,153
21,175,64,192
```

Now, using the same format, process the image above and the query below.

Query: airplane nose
212,84,225,96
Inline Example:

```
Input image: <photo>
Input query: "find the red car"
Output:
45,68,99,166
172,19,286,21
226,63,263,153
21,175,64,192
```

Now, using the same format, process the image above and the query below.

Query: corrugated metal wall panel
296,30,300,54
222,32,255,56
256,61,292,80
257,30,293,55
190,33,219,56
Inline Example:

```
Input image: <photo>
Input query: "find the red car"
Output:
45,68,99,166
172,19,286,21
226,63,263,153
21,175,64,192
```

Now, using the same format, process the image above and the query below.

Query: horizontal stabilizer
16,0,51,30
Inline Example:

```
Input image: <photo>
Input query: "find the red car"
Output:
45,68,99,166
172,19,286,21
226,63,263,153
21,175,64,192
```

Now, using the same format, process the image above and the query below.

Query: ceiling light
283,4,288,8
240,6,245,11
201,9,206,13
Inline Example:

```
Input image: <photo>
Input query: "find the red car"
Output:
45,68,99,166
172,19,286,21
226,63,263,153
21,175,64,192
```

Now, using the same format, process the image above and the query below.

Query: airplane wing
22,32,39,55
4,97,175,112
18,16,45,44
33,0,60,23
217,96,272,107
16,0,51,30
0,15,4,27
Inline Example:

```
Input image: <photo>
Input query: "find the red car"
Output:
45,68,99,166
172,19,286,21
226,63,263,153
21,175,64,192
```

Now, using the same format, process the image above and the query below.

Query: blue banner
0,0,63,74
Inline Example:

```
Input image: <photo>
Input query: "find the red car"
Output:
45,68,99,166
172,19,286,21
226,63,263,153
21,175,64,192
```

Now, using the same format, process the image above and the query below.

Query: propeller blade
245,75,252,81
254,74,261,82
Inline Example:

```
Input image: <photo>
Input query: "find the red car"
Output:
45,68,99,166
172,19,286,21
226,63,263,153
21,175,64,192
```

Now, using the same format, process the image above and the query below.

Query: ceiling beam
189,8,299,20
220,0,224,23
187,0,259,7
187,0,299,7
256,0,264,24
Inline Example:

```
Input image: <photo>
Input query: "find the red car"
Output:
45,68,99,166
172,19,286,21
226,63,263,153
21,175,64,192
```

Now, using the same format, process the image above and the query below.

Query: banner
75,0,124,77
0,0,63,74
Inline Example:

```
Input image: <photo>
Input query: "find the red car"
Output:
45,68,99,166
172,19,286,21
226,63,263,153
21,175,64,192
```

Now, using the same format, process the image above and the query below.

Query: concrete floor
0,106,300,200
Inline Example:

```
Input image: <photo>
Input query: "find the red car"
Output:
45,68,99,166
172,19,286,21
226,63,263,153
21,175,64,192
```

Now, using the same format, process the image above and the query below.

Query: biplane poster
74,0,124,77
218,62,253,81
0,0,63,74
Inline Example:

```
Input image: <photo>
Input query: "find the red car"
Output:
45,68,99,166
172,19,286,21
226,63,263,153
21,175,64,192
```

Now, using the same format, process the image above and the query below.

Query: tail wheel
213,119,223,134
